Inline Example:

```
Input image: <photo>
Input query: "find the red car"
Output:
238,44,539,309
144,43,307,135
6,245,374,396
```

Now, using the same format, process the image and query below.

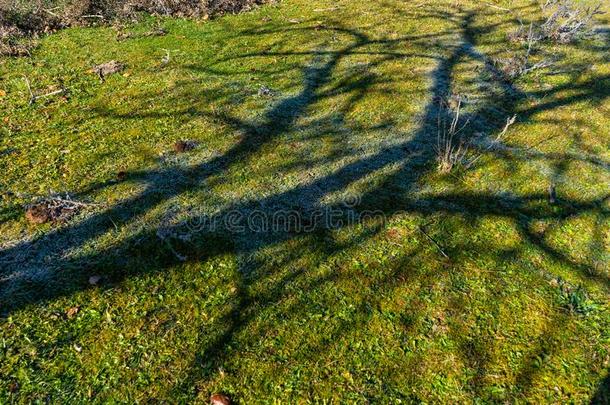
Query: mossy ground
0,0,609,402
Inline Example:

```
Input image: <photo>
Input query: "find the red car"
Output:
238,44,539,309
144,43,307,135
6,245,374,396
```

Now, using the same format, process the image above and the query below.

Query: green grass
1,0,609,402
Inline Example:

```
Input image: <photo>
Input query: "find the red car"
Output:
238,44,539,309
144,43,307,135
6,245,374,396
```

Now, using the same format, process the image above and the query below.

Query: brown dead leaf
210,393,231,405
173,140,198,153
25,204,52,224
66,306,80,319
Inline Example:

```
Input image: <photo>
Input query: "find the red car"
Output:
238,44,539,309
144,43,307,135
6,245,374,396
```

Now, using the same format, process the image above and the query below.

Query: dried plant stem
418,226,450,259
23,76,68,105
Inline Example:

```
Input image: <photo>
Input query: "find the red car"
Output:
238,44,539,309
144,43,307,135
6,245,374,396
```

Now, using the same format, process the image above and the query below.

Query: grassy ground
0,0,609,402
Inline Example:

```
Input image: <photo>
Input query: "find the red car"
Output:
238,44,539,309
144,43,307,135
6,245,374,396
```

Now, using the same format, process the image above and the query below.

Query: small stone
258,85,275,97
92,61,126,79
88,275,102,285
548,183,557,204
210,393,231,405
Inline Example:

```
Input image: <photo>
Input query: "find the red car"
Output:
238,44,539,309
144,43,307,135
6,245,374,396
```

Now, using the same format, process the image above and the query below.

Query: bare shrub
496,23,553,81
435,97,517,174
540,0,603,43
510,0,603,45
435,97,471,174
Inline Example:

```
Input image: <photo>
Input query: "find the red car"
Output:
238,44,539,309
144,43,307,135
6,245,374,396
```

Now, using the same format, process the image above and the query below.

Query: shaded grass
0,0,609,402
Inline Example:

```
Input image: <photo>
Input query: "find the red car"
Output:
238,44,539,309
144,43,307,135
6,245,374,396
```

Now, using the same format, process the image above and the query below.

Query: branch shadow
0,1,608,401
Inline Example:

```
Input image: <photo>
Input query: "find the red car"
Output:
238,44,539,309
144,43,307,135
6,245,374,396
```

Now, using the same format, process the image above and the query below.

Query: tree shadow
1,1,608,401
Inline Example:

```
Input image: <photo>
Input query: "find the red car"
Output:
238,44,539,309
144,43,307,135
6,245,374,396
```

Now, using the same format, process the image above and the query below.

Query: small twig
418,226,450,259
33,88,67,102
156,230,187,262
526,59,553,72
42,8,60,17
523,133,561,152
23,76,35,105
49,197,99,208
468,115,517,167
23,76,68,105
497,115,517,140
483,2,511,12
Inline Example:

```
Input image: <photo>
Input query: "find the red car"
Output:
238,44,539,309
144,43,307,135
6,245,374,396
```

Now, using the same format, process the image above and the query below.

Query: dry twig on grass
25,194,98,225
23,76,68,105
417,225,450,260
498,23,555,80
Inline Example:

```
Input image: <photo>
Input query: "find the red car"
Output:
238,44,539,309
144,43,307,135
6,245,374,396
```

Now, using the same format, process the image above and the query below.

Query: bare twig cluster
23,76,68,105
497,22,555,80
25,194,98,224
435,97,471,174
435,97,516,174
540,0,603,43
510,0,603,45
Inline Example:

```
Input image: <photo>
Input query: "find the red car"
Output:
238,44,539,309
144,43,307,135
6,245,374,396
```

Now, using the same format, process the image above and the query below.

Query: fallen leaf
66,306,80,319
210,393,231,405
173,140,198,153
25,204,52,225
0,90,6,97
